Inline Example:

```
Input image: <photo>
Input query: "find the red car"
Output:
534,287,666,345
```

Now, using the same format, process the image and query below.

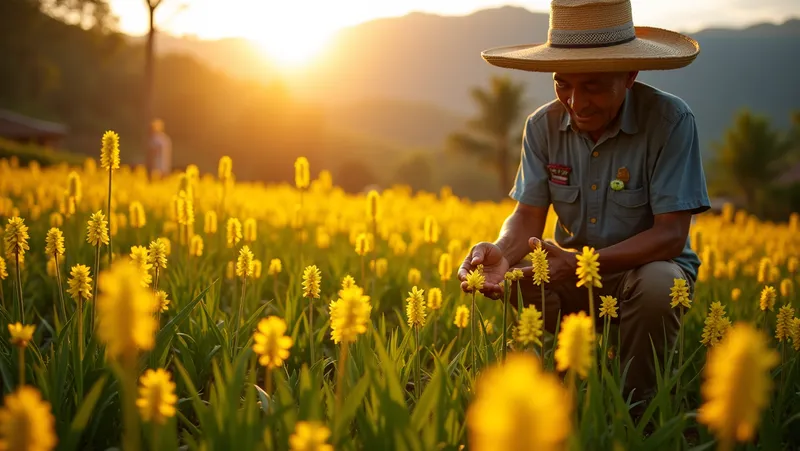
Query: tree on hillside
711,109,793,216
446,75,526,196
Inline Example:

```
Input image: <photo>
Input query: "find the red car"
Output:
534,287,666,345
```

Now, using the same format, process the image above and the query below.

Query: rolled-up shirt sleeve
649,112,712,215
509,116,551,207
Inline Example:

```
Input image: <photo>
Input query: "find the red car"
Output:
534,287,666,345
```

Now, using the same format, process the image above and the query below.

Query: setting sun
248,27,335,68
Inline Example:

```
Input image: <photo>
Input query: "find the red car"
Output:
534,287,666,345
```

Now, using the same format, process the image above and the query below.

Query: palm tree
712,109,792,216
446,75,527,196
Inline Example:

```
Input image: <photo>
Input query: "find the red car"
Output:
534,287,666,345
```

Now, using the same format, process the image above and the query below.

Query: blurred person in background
147,118,172,175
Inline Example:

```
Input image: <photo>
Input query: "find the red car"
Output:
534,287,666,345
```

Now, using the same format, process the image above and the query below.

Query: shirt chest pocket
607,187,650,218
549,181,582,234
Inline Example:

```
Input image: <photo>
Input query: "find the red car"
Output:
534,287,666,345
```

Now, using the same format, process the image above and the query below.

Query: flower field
0,132,799,451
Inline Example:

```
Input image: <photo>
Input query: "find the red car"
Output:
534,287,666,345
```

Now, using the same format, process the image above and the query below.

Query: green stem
540,282,546,360
107,168,113,268
18,347,24,386
54,254,67,324
265,366,273,397
501,279,509,363
122,355,141,451
92,246,100,328
334,343,349,441
78,296,84,361
677,306,685,399
415,325,421,399
0,279,5,311
601,315,609,394
309,297,315,364
153,267,160,294
588,284,596,365
471,290,476,371
15,252,23,323
233,276,247,352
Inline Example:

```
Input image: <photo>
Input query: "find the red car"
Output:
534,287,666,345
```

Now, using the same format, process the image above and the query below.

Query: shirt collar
559,87,639,136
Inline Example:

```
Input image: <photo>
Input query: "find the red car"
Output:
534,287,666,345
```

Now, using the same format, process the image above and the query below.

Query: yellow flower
530,241,550,286
423,216,439,243
190,235,204,257
355,232,373,256
218,156,232,183
780,278,793,298
791,318,800,352
155,290,170,313
438,253,452,282
204,210,218,234
295,156,310,189
599,295,618,318
669,278,691,309
100,130,121,170
67,171,82,203
136,368,177,425
776,304,795,342
427,287,443,310
226,217,242,248
236,245,255,279
465,264,486,292
454,305,470,329
759,286,776,312
289,421,333,451
0,386,58,451
701,302,731,348
575,246,602,288
515,305,543,347
253,259,262,278
49,212,63,228
302,265,321,299
366,189,381,221
96,260,159,360
8,323,35,348
0,256,7,280
555,311,594,379
467,353,571,451
788,256,799,274
252,316,293,369
128,201,146,229
130,246,153,287
45,227,65,257
408,268,421,285
483,319,494,335
226,261,235,280
698,323,779,446
177,190,194,226
268,258,282,276
731,288,742,302
86,210,109,247
370,258,388,278
329,286,372,344
406,286,426,327
148,239,168,270
243,218,257,242
4,216,30,259
67,264,92,303
757,257,773,284
341,275,357,290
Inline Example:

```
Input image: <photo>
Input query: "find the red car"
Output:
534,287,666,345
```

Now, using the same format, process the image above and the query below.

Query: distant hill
147,6,800,154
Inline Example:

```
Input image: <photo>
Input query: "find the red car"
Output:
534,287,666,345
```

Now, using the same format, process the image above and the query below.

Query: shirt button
591,184,597,190
590,217,597,224
592,151,599,157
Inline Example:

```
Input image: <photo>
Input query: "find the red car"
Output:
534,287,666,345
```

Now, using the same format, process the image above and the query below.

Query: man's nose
569,90,589,112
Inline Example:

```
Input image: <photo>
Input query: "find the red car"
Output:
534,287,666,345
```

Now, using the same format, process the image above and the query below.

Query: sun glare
252,29,333,68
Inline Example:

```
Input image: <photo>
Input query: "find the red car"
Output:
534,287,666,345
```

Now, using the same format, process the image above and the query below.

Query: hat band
548,21,636,49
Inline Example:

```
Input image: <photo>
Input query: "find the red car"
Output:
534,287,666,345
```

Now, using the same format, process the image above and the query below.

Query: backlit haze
111,0,799,69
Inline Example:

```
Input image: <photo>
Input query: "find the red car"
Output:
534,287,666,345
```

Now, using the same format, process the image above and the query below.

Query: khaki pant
509,259,689,405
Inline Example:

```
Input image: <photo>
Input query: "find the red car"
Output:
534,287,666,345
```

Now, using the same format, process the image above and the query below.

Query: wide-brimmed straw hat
481,0,699,73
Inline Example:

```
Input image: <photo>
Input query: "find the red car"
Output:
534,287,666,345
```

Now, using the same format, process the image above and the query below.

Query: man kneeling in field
458,0,711,407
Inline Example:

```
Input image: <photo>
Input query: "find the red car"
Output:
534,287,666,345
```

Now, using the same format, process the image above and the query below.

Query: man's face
553,71,638,135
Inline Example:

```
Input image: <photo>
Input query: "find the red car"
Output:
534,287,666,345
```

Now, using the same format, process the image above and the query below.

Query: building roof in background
0,109,68,139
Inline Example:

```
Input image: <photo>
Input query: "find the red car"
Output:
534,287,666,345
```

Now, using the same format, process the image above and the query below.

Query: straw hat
481,0,699,73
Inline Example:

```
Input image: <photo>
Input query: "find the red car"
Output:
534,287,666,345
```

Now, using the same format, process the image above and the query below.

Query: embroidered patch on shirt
547,164,572,185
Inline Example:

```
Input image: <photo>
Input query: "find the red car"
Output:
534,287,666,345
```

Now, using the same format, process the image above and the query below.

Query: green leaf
61,375,108,451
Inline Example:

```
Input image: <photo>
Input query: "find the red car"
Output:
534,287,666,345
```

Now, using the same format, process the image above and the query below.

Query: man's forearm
597,223,686,274
494,206,548,265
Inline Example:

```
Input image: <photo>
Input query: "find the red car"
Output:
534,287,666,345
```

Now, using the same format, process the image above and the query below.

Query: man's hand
458,242,509,299
528,237,578,283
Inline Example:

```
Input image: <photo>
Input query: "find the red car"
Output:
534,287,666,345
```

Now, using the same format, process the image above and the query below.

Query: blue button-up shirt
509,81,711,281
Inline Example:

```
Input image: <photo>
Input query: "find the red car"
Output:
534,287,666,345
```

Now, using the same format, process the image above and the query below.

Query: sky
109,0,800,65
